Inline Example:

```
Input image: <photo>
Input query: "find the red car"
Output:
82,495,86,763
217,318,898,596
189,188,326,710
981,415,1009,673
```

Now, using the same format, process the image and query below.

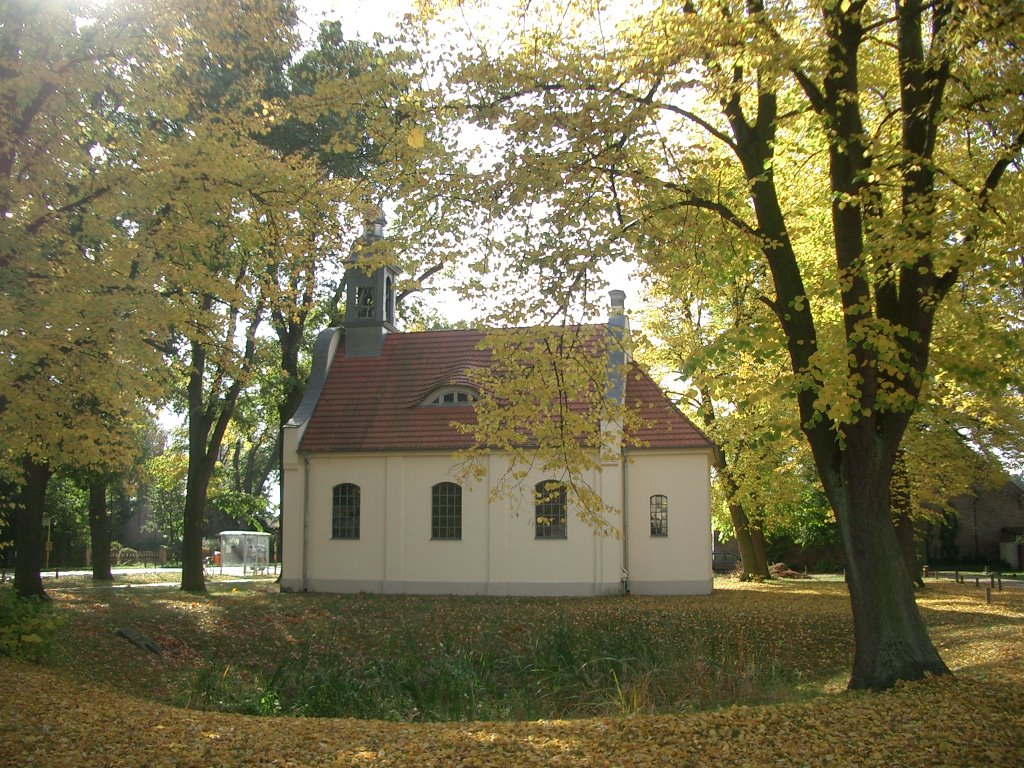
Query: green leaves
0,586,65,662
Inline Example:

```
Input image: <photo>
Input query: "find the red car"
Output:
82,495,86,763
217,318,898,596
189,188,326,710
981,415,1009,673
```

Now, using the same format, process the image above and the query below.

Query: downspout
622,451,629,595
302,453,310,592
607,288,630,596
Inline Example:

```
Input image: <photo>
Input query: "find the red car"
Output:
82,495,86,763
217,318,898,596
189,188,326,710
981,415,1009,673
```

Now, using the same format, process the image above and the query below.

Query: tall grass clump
180,610,797,721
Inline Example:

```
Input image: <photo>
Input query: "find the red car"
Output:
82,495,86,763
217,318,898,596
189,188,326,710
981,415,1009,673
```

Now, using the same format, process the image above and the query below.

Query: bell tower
343,212,399,357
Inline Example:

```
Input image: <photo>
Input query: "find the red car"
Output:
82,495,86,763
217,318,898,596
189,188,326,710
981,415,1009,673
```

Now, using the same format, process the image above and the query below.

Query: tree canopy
2,0,1021,694
406,0,1024,689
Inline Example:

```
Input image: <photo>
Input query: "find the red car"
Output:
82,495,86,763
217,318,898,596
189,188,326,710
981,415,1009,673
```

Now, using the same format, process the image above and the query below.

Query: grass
15,574,1024,720
41,577,859,721
2,576,1022,767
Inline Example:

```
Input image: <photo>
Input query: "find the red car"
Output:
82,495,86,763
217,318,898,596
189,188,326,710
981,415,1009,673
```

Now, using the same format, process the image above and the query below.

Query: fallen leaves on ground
2,657,1021,767
2,580,1021,767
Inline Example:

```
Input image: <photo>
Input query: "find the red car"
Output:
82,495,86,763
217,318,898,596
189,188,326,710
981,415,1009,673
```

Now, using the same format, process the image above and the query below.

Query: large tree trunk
180,336,215,594
728,500,769,580
749,523,769,577
180,451,214,593
840,486,946,690
712,435,770,581
14,456,50,599
820,430,949,690
88,478,113,581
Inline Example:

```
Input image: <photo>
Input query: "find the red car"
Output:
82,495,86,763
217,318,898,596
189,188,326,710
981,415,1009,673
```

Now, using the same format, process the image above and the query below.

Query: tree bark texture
814,424,949,690
180,300,259,593
891,451,923,589
895,510,924,590
749,524,769,577
14,456,50,599
707,404,770,581
88,478,113,581
180,335,213,594
180,452,213,593
726,496,769,581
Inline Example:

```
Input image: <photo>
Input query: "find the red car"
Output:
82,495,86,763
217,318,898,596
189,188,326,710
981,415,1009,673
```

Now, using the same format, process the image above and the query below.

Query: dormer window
423,386,478,406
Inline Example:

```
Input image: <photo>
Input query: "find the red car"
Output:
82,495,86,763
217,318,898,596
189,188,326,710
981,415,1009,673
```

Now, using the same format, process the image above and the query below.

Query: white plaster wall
483,455,624,595
279,426,305,591
625,449,713,595
390,455,489,588
306,456,388,590
287,450,629,595
284,447,710,596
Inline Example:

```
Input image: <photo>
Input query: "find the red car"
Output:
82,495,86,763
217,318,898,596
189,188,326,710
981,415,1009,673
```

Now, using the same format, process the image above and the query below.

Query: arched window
332,483,360,539
385,275,395,324
431,482,462,540
535,481,567,539
650,494,668,537
422,386,478,406
355,286,374,319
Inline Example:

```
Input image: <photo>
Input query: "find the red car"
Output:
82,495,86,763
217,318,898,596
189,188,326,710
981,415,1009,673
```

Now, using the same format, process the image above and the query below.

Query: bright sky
298,0,415,40
297,0,643,319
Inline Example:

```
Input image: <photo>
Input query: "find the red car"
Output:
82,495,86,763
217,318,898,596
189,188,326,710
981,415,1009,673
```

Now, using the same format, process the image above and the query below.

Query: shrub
116,546,140,565
0,586,64,662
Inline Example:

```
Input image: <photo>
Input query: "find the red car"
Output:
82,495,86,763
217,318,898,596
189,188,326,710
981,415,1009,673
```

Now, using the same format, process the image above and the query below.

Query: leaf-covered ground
40,576,861,712
2,579,1022,767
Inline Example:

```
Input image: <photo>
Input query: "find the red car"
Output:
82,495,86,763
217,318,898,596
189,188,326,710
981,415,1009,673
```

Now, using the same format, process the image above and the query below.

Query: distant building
925,478,1024,568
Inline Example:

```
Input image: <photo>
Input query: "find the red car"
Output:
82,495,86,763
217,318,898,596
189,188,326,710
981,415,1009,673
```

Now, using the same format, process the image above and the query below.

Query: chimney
609,289,626,314
606,289,630,406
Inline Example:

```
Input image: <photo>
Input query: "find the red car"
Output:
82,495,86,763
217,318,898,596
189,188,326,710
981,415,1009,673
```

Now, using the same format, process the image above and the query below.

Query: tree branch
651,181,760,240
25,184,113,235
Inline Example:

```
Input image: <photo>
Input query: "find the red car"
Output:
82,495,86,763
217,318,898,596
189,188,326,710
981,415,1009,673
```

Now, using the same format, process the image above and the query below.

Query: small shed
218,531,272,575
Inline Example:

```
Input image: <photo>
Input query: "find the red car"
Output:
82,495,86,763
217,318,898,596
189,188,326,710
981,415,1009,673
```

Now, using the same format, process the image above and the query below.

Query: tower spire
343,210,398,357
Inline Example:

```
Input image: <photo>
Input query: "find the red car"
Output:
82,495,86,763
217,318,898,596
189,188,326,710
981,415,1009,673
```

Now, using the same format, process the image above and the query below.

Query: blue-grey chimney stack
606,290,628,405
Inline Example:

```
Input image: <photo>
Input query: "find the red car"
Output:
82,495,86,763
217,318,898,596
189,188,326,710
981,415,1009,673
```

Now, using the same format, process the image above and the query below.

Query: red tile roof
622,364,714,450
297,328,712,453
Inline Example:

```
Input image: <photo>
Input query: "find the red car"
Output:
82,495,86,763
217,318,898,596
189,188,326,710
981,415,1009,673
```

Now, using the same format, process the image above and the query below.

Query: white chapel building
280,232,715,596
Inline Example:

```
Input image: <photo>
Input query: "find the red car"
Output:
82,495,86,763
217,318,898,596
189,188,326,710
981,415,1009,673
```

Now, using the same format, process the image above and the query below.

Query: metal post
43,517,52,570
